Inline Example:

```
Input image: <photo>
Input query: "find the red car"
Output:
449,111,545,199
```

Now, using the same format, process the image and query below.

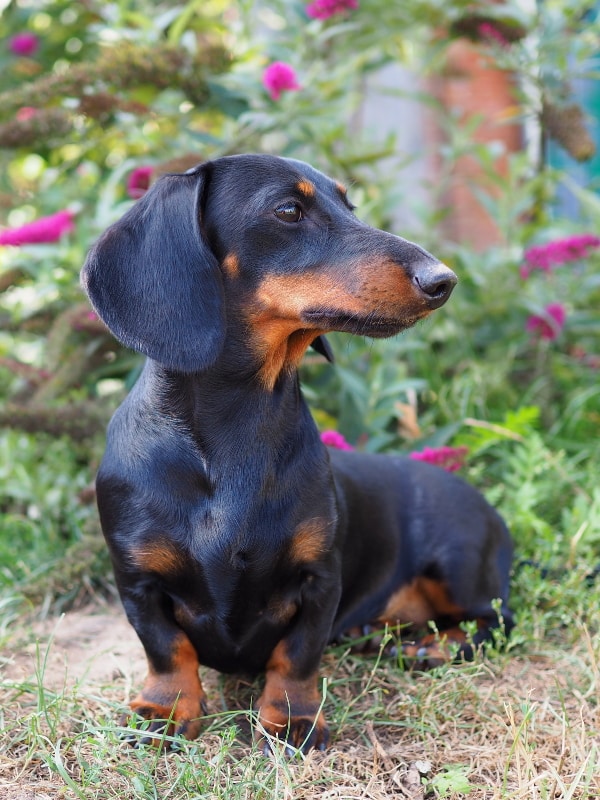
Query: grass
1,598,599,799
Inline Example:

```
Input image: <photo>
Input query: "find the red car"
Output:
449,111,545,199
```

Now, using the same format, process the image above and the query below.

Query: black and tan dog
81,154,513,752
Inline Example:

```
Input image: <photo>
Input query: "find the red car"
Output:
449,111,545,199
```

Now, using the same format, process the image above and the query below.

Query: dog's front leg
256,641,328,753
256,579,341,754
118,577,207,744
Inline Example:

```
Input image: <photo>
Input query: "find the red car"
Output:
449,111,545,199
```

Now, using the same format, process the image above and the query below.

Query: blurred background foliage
0,0,599,627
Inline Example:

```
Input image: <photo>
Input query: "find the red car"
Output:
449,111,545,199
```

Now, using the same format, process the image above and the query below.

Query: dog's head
82,154,456,380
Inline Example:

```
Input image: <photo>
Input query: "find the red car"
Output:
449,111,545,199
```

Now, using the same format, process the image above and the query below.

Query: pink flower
0,210,75,246
127,166,154,199
306,0,358,19
521,234,600,278
15,107,38,121
262,62,301,101
525,303,566,340
9,33,39,57
477,22,510,47
321,430,355,451
409,446,468,472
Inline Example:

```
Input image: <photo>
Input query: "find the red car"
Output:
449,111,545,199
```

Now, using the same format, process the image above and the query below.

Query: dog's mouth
302,310,424,338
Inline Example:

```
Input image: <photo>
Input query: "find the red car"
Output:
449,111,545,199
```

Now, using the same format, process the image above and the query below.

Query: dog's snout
413,263,457,309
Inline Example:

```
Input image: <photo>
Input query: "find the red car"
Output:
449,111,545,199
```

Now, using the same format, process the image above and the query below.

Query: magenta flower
409,445,468,473
525,303,566,340
15,107,38,121
320,430,355,451
0,210,75,246
262,62,301,101
306,0,358,19
127,166,154,199
477,22,510,47
521,234,600,278
9,33,39,57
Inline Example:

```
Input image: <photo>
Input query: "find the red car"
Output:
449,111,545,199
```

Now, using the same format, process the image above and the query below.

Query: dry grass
1,606,598,799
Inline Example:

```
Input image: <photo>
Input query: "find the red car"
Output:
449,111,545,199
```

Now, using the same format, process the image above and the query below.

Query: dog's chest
157,532,317,673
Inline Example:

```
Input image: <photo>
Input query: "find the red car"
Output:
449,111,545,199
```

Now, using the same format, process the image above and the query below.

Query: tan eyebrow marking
296,179,316,197
335,181,347,196
222,252,240,278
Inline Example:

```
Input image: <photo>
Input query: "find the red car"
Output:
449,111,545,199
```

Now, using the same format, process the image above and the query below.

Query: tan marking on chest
130,542,182,574
289,517,330,564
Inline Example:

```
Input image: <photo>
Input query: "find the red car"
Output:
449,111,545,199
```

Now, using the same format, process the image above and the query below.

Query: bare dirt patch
3,605,146,691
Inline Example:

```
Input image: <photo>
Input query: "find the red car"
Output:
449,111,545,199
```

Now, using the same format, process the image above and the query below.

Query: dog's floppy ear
81,166,224,372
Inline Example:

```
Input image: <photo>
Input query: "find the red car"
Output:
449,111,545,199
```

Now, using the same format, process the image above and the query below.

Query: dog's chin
302,310,424,338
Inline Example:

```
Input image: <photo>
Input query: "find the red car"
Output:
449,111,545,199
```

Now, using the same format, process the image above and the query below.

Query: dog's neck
239,321,325,391
142,354,321,462
221,286,327,391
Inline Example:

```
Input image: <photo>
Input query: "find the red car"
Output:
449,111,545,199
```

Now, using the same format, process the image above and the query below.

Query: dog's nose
413,262,457,309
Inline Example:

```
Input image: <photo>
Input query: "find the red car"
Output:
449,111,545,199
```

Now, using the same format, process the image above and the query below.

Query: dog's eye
274,202,303,223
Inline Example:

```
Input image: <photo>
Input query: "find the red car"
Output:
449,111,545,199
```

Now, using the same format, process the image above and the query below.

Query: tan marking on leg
401,623,480,667
378,577,464,627
402,616,492,667
256,640,328,751
128,634,206,743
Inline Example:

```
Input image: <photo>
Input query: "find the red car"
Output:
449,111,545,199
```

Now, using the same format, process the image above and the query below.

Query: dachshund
81,154,513,753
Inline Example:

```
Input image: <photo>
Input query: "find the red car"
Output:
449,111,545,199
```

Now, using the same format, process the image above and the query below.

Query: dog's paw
123,684,208,747
256,703,329,755
401,629,469,669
